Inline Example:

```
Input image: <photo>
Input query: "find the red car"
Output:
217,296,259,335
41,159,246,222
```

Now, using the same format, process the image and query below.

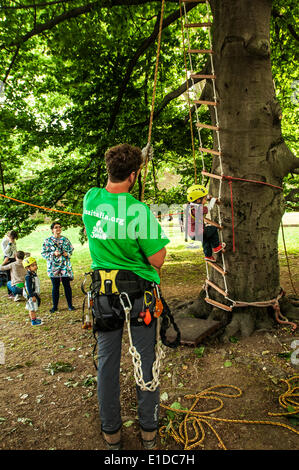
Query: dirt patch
0,260,298,451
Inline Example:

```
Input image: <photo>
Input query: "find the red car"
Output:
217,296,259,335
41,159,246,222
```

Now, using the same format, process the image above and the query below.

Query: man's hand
141,143,154,162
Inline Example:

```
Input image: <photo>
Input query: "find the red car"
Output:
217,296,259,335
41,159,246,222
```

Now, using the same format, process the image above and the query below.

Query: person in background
0,250,27,301
23,256,42,326
83,143,169,450
1,230,18,295
41,221,76,313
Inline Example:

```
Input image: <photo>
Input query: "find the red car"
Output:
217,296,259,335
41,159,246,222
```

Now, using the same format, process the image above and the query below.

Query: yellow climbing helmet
23,256,37,268
187,184,208,202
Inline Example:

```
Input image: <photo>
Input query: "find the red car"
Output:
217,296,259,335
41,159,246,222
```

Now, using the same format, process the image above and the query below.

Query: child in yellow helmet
23,257,42,326
186,185,225,262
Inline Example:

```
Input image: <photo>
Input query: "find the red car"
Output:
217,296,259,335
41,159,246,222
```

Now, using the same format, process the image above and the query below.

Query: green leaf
229,336,239,343
224,361,233,367
123,420,134,428
194,346,205,358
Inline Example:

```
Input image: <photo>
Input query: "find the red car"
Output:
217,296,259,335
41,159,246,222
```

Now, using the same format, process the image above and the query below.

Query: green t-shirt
82,188,170,284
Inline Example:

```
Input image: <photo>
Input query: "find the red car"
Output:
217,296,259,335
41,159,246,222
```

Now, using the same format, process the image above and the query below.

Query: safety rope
268,375,299,417
141,0,165,203
0,193,82,216
120,292,165,392
159,378,299,450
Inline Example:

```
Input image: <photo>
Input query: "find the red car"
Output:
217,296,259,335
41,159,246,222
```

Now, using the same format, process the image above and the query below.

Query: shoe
205,255,216,262
141,430,157,450
49,308,57,313
213,242,226,254
102,430,122,450
68,306,76,311
14,294,21,302
31,319,42,326
8,294,14,299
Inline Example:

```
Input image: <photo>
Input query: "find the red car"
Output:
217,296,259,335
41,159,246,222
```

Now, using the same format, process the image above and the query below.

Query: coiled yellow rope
159,378,299,450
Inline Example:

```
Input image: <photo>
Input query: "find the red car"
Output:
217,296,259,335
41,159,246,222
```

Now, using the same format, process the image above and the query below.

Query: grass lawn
8,222,297,296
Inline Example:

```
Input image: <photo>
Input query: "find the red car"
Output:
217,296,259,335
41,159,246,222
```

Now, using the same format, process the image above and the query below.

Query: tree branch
107,3,198,132
2,46,20,84
3,2,98,49
284,187,299,203
272,8,299,42
126,69,208,129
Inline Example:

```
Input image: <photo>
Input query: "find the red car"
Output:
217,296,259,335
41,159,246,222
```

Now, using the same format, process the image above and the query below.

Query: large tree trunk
191,0,298,338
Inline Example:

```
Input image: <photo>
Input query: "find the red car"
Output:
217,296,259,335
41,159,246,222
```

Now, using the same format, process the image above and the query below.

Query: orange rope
0,193,82,216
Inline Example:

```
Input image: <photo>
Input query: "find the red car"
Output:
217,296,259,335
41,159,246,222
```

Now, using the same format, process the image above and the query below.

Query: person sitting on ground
1,230,18,293
187,184,225,262
23,256,42,326
1,230,18,266
41,221,75,313
0,250,27,301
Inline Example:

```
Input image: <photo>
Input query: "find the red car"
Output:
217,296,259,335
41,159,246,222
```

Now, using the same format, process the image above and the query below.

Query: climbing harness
81,270,180,391
179,0,297,330
159,379,299,450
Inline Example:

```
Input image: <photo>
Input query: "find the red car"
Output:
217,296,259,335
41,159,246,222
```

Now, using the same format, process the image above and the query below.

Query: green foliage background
0,0,298,239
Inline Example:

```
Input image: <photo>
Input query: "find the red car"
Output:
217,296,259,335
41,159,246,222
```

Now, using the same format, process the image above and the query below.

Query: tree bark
195,0,298,337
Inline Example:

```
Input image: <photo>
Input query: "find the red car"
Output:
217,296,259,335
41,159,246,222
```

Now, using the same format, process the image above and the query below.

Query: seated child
0,250,27,300
187,184,225,262
23,256,42,326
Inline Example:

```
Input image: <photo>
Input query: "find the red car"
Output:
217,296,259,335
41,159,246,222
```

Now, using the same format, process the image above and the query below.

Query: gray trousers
97,320,160,434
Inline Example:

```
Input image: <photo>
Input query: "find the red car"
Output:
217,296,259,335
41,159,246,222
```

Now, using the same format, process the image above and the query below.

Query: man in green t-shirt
83,143,170,450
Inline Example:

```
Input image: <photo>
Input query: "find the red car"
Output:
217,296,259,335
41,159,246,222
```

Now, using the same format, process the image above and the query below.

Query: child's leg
203,226,218,256
7,280,13,295
29,310,37,321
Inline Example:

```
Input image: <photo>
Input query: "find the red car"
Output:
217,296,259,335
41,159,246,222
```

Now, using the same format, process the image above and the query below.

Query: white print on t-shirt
83,208,124,226
90,220,108,240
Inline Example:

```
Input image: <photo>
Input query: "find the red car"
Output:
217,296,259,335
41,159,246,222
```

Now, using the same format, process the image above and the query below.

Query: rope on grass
159,380,299,450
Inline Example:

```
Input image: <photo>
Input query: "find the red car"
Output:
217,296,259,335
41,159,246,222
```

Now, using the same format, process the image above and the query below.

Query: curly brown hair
104,143,143,182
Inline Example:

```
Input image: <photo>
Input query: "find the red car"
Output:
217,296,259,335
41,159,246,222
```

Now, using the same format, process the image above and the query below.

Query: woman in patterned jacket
41,221,76,313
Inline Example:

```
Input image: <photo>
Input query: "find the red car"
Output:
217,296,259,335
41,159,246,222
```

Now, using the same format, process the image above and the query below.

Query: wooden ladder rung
187,49,213,54
205,279,227,297
204,217,223,230
185,22,212,28
206,260,227,275
191,74,216,79
196,122,219,131
198,147,221,156
205,297,232,312
201,170,223,180
194,100,217,106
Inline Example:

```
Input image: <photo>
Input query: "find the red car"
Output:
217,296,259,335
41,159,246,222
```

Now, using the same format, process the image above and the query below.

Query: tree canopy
0,0,298,238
